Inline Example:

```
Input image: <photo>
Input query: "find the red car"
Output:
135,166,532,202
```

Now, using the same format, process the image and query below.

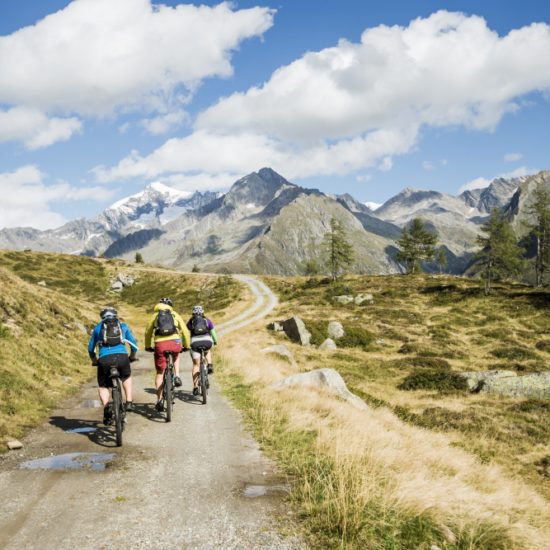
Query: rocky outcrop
328,321,344,339
333,295,354,305
272,368,367,410
261,345,298,369
319,338,337,351
479,371,550,399
457,370,517,392
282,316,311,346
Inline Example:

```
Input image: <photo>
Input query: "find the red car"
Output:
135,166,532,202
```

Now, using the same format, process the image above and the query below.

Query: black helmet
100,306,117,319
159,297,173,307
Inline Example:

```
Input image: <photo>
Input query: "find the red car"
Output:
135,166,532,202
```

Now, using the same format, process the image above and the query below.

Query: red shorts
154,340,182,372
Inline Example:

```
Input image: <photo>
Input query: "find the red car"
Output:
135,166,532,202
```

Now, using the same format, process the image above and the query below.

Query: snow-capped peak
148,181,191,199
108,182,191,211
364,201,382,211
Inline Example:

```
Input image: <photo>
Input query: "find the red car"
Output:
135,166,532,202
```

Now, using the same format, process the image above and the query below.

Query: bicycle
196,346,210,405
109,366,125,447
161,350,176,422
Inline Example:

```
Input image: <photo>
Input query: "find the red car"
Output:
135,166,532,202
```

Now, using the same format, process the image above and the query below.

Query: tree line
316,182,550,292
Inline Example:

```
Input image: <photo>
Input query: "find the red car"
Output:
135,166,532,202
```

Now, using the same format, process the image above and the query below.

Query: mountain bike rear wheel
164,368,173,423
199,361,208,405
112,380,123,447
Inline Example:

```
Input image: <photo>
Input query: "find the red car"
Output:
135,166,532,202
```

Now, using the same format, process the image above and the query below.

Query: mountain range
1,167,548,275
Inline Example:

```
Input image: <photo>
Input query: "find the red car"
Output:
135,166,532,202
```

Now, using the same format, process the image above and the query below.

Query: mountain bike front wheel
112,380,123,447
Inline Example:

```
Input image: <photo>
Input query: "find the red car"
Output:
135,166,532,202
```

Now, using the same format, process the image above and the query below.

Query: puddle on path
80,400,102,408
20,452,114,472
243,484,291,498
65,427,97,434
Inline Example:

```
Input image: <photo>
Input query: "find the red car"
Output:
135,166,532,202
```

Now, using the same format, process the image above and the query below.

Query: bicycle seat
109,367,120,378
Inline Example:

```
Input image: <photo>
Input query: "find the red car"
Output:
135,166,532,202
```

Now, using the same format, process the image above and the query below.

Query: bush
304,319,328,346
398,371,468,392
0,324,10,338
339,325,374,350
489,346,537,361
535,340,550,353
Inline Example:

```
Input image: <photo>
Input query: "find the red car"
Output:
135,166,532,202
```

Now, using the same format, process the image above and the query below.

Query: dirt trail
0,277,302,550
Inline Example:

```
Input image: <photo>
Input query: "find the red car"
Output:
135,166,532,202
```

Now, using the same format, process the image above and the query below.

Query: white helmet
192,304,204,316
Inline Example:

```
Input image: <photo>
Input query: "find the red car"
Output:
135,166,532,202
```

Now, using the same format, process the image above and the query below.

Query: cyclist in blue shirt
88,307,138,425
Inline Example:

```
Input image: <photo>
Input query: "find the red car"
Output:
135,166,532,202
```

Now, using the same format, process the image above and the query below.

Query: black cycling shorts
97,353,131,388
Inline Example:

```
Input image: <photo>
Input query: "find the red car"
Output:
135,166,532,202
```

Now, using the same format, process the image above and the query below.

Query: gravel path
0,276,303,550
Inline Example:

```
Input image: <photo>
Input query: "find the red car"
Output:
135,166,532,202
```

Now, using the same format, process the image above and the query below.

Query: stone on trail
7,440,23,450
282,316,311,346
261,345,298,369
272,368,368,410
327,321,344,340
319,338,337,351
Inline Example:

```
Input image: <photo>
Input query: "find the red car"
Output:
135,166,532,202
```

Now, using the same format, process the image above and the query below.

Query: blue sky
0,0,549,229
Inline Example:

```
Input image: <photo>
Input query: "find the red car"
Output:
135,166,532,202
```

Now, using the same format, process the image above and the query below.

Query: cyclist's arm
209,326,218,345
144,315,156,349
123,324,139,353
88,324,100,359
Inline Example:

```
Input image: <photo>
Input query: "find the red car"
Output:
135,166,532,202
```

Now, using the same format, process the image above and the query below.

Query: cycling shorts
97,354,131,388
190,335,213,360
154,340,182,372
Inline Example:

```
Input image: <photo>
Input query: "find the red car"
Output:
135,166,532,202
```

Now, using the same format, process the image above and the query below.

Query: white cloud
0,107,82,149
504,152,523,162
141,110,188,135
99,11,550,184
0,166,111,230
0,0,274,146
458,166,537,193
422,160,435,171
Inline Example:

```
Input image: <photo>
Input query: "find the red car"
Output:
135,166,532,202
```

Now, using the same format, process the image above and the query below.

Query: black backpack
101,317,124,347
155,309,177,336
191,314,209,336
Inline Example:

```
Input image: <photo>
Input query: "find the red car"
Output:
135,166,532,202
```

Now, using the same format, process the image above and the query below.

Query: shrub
489,346,538,361
304,319,328,346
535,340,550,353
0,323,10,339
339,325,374,350
398,371,468,392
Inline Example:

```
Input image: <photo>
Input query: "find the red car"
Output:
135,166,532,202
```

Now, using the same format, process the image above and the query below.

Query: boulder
328,321,344,340
282,316,311,346
319,338,337,351
479,371,550,399
458,370,517,392
332,295,354,305
272,368,368,410
355,293,374,305
267,322,284,332
261,345,298,369
7,440,23,450
116,273,135,287
37,280,47,287
111,281,123,292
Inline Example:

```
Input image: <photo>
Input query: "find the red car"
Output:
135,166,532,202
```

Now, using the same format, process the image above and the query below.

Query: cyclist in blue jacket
88,307,138,425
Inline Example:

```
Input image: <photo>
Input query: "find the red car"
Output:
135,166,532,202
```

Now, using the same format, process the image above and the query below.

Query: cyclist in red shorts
145,298,190,411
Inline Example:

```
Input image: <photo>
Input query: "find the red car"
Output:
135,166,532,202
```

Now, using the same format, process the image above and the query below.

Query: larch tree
396,218,437,274
476,208,524,294
525,182,550,287
323,217,354,281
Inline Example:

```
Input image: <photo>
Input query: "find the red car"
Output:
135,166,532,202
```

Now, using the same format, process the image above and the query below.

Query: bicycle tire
164,364,173,423
200,360,207,405
112,380,123,447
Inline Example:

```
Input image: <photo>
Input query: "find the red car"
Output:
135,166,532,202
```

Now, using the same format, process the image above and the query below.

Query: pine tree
135,252,144,264
525,182,550,287
476,209,524,294
396,218,437,274
323,217,354,281
435,247,448,274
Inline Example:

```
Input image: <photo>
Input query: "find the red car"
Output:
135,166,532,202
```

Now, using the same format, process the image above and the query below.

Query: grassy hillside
0,250,241,446
218,273,550,549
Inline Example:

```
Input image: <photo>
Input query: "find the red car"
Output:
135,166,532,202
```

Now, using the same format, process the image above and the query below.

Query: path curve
0,276,301,550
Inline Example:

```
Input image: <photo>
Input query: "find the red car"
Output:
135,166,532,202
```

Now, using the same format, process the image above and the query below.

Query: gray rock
355,293,374,305
267,322,284,332
7,440,23,450
480,371,550,399
319,338,337,350
111,281,123,292
272,368,368,410
375,339,386,346
458,370,517,392
37,280,47,287
261,345,298,369
116,273,135,287
327,321,344,339
282,316,311,346
75,322,88,335
332,295,354,305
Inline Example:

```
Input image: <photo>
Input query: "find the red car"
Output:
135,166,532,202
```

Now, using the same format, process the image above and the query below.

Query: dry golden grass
218,285,550,549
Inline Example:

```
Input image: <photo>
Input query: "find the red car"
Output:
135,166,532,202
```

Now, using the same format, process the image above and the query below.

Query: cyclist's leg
206,349,214,373
191,352,200,393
